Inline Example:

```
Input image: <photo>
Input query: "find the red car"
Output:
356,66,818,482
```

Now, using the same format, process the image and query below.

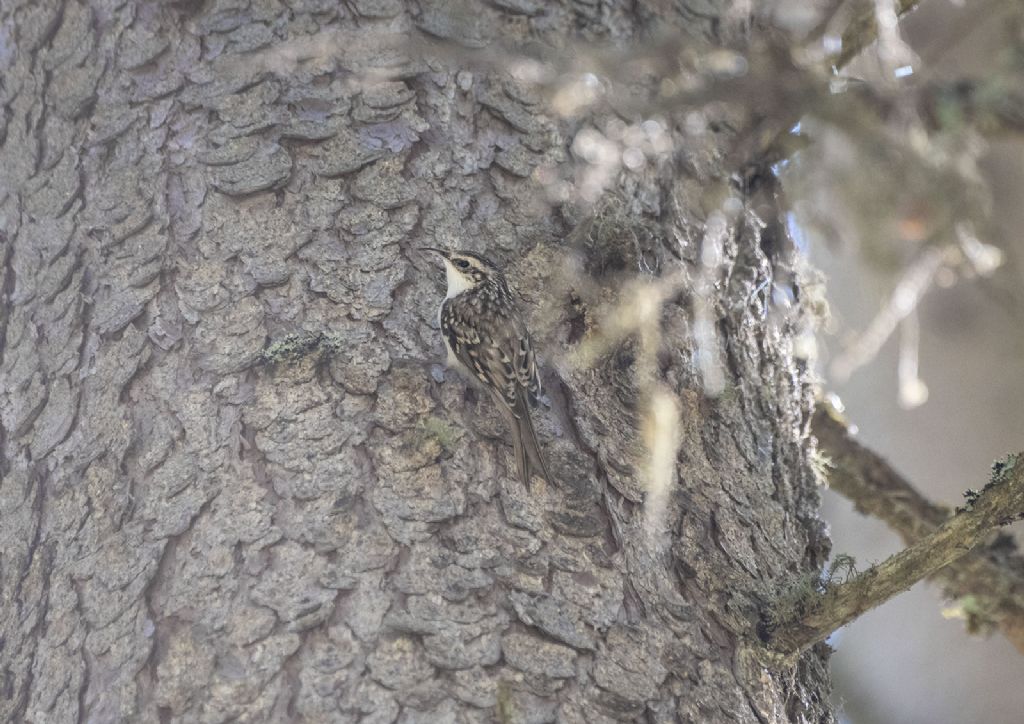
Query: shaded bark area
1,1,832,722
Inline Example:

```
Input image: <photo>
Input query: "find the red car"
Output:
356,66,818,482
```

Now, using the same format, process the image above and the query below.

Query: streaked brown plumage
421,248,551,488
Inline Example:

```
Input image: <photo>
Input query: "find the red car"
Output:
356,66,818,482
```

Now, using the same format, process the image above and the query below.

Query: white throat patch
444,260,474,299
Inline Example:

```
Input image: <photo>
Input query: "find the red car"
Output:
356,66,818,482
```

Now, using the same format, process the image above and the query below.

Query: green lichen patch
259,332,340,364
990,453,1020,485
415,415,462,451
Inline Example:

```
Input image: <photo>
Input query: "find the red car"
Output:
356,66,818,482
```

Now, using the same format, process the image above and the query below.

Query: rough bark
1,1,833,722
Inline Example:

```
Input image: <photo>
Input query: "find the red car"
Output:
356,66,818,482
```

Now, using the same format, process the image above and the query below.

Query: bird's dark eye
454,258,470,269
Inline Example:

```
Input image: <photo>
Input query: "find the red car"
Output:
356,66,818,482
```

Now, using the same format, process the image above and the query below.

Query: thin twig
829,245,949,382
811,404,1024,654
764,414,1024,655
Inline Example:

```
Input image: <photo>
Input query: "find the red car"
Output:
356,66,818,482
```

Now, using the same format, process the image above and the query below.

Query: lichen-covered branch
812,405,1024,654
764,443,1024,655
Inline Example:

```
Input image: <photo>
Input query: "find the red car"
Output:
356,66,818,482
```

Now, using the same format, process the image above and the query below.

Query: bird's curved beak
418,247,448,259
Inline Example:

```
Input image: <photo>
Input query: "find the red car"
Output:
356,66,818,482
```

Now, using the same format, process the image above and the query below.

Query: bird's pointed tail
505,393,551,489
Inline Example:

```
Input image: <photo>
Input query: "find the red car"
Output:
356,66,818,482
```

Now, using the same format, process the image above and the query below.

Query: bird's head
420,248,503,297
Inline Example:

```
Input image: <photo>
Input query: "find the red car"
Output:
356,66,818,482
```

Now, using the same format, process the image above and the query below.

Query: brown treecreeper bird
421,248,551,488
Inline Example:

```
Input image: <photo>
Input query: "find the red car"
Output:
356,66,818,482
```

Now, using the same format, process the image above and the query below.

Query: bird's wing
510,323,542,406
441,298,538,415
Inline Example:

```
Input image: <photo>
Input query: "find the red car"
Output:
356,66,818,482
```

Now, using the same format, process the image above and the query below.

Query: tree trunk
0,1,833,722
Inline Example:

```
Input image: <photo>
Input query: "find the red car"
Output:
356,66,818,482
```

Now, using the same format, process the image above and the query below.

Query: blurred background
807,2,1024,721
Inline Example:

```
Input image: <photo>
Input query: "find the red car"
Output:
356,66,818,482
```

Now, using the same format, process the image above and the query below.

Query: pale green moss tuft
765,553,860,629
496,681,514,724
416,416,461,450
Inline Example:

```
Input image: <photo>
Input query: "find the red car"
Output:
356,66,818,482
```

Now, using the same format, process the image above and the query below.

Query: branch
742,0,925,170
763,417,1024,655
831,0,924,69
810,405,1024,654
